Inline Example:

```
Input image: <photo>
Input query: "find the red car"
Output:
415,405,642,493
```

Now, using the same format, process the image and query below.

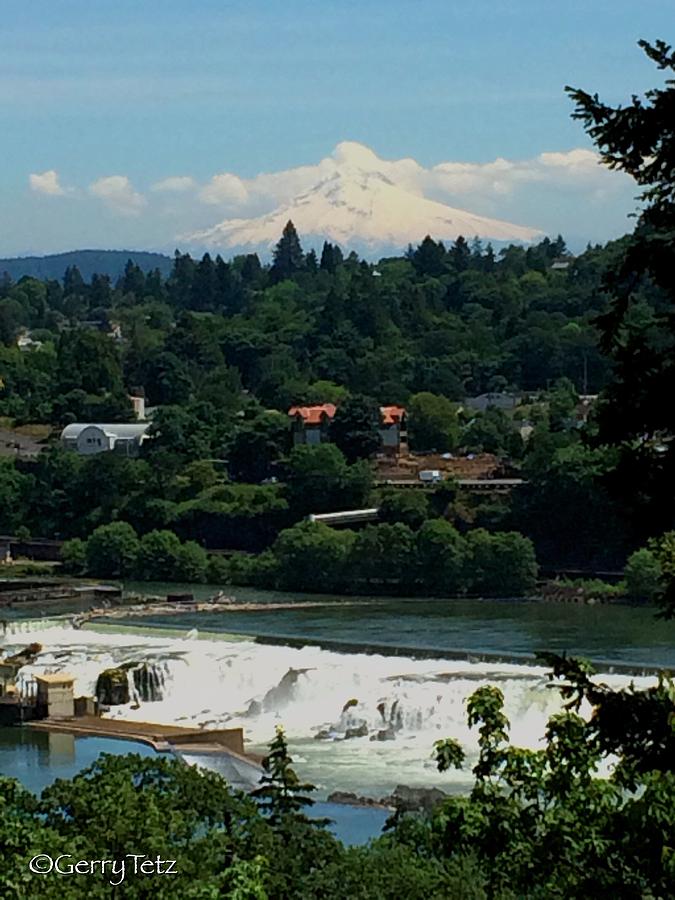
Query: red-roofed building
288,402,408,456
379,405,408,456
288,404,337,446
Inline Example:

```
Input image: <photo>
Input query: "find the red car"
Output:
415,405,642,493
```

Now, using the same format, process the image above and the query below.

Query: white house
60,422,152,457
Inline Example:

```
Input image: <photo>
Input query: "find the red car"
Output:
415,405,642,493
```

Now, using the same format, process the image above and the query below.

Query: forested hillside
0,221,667,583
0,230,630,416
0,249,172,282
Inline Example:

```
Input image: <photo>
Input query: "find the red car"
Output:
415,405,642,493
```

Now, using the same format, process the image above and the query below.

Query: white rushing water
1,619,648,798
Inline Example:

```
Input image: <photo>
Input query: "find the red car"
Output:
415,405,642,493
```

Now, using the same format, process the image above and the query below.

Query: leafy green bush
60,537,86,575
85,521,140,578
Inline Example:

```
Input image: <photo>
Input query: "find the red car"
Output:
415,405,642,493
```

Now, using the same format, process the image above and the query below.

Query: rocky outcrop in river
95,667,130,705
327,784,448,812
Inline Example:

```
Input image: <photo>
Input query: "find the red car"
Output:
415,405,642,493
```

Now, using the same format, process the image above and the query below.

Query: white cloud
429,148,617,199
27,142,632,254
29,170,66,196
89,175,147,216
199,172,249,206
192,141,628,220
151,175,197,193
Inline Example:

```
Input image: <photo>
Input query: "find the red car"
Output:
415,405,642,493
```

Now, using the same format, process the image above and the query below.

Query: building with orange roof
379,405,408,456
288,404,337,446
288,402,407,456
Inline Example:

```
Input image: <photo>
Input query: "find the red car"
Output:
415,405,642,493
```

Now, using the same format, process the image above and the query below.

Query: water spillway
1,620,651,798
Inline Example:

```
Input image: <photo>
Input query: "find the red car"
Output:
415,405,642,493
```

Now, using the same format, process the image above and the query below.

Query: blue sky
2,1,673,255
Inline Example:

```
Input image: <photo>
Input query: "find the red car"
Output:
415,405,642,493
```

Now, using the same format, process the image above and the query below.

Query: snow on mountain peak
186,142,543,256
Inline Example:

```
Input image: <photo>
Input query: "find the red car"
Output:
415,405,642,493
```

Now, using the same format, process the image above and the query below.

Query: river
2,585,671,802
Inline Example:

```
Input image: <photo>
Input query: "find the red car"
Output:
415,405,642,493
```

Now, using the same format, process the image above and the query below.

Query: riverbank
0,573,652,627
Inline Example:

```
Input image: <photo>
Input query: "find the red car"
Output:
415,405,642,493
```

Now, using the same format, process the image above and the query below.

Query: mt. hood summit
186,142,542,256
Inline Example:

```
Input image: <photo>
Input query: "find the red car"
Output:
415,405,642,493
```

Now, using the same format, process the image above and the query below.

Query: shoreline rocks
326,791,390,809
326,784,449,813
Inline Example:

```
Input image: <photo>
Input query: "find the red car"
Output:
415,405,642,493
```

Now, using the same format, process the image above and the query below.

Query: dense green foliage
566,39,675,545
62,522,213,583
0,199,658,576
0,232,616,427
3,228,608,574
226,518,537,597
426,657,675,898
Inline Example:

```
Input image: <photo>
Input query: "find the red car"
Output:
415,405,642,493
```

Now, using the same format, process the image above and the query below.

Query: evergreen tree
270,220,305,283
319,241,343,273
63,265,86,297
145,268,165,301
329,394,381,462
90,273,113,308
448,236,471,273
305,248,318,274
567,39,675,540
411,236,446,277
251,726,327,827
0,272,12,298
240,253,263,284
213,255,236,312
483,243,496,273
191,253,217,311
119,259,146,297
169,251,196,307
45,278,64,312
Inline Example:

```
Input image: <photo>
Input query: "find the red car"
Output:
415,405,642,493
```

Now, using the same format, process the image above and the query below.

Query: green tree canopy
408,392,459,453
85,521,140,578
329,395,381,462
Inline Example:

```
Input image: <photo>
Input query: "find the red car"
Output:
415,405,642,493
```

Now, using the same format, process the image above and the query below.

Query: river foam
1,618,648,797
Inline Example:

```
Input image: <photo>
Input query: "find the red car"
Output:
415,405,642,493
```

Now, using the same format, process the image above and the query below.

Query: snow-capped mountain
186,142,542,257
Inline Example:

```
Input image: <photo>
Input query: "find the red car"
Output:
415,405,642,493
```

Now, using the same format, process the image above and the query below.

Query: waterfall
131,662,167,703
0,619,652,797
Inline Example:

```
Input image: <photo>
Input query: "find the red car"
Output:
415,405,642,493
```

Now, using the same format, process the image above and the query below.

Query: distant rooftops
288,404,407,425
380,405,406,425
288,404,337,425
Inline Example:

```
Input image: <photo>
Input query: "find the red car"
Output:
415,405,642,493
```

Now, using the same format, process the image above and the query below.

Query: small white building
61,422,152,457
35,673,75,719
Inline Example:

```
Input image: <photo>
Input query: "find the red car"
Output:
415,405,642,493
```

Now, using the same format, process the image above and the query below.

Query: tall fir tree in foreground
567,40,675,545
